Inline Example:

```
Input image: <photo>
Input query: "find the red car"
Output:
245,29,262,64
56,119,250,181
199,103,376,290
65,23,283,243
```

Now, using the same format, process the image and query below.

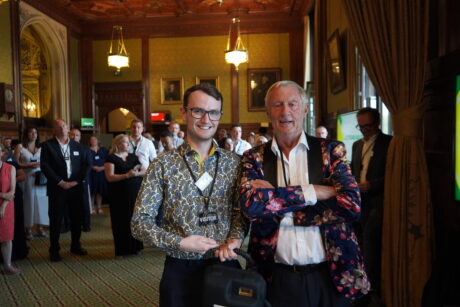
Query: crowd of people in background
0,114,272,271
0,81,386,307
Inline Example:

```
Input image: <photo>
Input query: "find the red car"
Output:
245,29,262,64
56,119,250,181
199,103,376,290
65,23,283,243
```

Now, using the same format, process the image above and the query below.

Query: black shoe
50,252,62,262
70,247,88,256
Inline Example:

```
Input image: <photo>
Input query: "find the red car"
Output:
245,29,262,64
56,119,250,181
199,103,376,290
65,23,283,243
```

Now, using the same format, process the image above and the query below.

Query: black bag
35,171,47,186
202,248,270,307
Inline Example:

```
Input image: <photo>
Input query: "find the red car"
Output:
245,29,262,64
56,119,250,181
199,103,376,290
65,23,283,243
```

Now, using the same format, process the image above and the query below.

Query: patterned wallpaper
149,33,290,124
0,2,13,84
92,33,290,124
149,35,230,123
238,33,290,123
93,38,142,82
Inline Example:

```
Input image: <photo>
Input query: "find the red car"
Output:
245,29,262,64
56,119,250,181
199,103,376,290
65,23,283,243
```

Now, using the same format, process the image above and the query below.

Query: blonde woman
104,134,145,259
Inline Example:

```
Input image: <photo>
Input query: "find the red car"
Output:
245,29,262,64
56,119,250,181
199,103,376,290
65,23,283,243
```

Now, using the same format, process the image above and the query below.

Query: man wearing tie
41,119,92,262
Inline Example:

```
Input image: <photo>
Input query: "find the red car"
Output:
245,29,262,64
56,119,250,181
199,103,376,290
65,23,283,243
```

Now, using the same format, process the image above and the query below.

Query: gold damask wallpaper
93,38,142,82
91,33,290,124
149,33,289,124
0,2,13,84
149,35,230,123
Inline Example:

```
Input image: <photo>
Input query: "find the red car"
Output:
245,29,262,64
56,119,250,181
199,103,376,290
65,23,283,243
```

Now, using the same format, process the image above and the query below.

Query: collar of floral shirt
178,139,221,175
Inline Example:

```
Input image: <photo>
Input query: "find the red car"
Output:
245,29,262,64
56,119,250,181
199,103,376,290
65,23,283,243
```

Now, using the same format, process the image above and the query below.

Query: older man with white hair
240,80,370,306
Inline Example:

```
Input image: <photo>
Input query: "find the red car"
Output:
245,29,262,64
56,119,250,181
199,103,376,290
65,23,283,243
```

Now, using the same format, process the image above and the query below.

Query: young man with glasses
351,107,392,305
131,83,247,307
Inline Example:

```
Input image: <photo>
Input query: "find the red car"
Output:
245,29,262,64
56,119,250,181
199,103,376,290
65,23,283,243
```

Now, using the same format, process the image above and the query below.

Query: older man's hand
249,179,275,189
215,238,242,262
313,185,337,200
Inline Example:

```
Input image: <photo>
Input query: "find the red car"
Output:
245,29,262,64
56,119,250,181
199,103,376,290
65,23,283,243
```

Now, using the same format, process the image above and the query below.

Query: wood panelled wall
422,0,460,304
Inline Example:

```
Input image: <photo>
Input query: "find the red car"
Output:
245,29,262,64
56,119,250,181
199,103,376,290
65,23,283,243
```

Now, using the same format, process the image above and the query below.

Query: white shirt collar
271,132,309,156
362,133,378,144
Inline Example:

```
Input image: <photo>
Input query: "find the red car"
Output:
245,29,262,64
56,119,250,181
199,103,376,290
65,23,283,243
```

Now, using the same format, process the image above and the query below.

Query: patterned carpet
0,210,164,306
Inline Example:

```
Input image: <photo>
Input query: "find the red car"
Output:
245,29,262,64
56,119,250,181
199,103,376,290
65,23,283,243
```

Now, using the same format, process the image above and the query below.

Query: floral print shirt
241,136,371,300
131,141,247,260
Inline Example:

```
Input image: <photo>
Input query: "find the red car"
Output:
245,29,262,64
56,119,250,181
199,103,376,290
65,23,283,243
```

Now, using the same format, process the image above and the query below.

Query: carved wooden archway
94,81,145,132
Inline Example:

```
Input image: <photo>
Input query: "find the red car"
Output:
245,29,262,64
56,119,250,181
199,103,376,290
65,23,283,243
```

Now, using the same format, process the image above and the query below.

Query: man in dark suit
41,119,92,262
241,81,370,306
69,128,92,232
351,107,392,301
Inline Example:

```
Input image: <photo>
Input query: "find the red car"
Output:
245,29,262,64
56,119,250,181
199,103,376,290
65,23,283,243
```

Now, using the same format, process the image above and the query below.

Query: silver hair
264,80,308,107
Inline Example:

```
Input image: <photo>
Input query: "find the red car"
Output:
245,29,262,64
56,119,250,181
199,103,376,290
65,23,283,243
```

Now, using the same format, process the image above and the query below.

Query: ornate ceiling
23,0,312,37
64,0,307,21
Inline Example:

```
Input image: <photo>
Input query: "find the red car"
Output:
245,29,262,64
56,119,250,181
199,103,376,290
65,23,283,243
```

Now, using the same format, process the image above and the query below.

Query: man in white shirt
230,124,251,156
128,120,157,169
351,108,392,303
168,121,184,148
240,81,369,306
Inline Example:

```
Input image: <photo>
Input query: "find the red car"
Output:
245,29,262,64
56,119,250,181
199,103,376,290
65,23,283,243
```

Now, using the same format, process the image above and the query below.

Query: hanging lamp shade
225,18,248,71
108,25,129,73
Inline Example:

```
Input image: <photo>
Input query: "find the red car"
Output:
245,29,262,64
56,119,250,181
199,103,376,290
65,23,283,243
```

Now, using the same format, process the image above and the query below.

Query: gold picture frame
195,76,220,90
326,29,346,94
161,77,183,105
247,68,281,111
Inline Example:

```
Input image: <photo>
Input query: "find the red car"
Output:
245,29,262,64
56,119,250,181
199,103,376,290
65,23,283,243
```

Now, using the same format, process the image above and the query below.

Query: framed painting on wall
161,77,183,105
326,29,346,94
195,76,220,90
248,68,281,111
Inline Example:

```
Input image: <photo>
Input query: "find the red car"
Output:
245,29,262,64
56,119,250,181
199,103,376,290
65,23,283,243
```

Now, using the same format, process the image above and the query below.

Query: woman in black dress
104,134,146,259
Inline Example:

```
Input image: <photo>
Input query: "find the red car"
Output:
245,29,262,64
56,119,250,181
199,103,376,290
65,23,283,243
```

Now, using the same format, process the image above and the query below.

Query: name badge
73,151,79,156
198,212,218,226
95,156,100,160
6,158,12,162
195,172,213,191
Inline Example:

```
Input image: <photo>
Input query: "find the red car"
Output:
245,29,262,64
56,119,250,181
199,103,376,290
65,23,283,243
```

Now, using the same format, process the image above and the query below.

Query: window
355,49,392,135
304,13,315,136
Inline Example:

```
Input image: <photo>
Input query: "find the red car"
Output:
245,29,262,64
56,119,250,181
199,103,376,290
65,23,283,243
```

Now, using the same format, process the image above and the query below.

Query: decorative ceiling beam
81,13,303,39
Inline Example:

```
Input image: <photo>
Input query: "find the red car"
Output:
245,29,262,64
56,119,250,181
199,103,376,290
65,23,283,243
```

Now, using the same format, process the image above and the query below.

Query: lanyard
275,138,290,187
182,153,219,212
60,143,70,161
361,139,376,160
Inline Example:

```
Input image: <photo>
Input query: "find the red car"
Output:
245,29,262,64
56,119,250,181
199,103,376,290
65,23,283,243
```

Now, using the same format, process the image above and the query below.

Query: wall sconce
225,18,248,71
108,25,129,75
23,96,36,117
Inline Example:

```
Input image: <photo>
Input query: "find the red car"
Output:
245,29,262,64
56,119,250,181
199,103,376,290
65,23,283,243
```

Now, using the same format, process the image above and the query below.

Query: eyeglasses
185,107,222,121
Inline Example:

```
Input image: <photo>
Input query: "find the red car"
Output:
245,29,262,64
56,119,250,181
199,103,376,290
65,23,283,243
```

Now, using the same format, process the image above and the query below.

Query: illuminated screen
337,110,362,162
150,112,166,122
81,117,95,128
455,75,460,201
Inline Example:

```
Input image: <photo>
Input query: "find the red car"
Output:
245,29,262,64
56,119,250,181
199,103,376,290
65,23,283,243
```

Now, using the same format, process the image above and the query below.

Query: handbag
35,171,48,186
202,248,270,307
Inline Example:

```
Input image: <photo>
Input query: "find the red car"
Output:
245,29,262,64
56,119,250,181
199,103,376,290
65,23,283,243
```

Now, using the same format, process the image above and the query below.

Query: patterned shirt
131,141,247,260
